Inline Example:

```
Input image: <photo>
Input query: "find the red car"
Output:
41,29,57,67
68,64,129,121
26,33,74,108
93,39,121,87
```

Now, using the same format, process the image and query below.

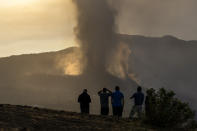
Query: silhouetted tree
145,88,196,129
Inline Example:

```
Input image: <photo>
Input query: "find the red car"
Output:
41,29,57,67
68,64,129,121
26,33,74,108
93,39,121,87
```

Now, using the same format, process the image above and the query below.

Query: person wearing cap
98,88,112,115
78,89,91,114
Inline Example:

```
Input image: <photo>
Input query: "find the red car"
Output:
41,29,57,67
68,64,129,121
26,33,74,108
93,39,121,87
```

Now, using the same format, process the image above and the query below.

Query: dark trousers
101,107,109,115
113,106,123,117
80,104,89,114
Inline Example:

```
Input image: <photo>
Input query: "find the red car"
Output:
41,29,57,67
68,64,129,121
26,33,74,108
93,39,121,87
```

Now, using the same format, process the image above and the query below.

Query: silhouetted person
145,89,156,118
98,88,112,115
145,93,150,118
129,86,144,119
111,86,124,117
78,89,91,114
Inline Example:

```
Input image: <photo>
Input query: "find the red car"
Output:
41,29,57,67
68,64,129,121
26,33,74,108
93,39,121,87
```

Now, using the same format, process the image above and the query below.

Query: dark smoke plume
73,0,118,76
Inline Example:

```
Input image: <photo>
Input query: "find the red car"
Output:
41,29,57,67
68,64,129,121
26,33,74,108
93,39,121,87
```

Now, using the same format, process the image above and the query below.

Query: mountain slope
0,104,152,131
0,34,197,116
121,35,197,110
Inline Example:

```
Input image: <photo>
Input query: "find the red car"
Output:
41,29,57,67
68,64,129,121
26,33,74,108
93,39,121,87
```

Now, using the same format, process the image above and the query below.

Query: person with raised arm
98,88,112,115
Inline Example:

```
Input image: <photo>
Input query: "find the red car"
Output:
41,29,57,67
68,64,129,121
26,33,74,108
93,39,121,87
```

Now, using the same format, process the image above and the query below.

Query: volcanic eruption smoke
72,0,120,80
71,0,137,114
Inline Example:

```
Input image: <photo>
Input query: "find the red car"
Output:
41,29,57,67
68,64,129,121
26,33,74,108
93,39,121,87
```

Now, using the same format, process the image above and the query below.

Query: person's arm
98,90,102,95
122,94,124,107
88,95,91,103
145,96,148,104
106,89,112,94
78,95,81,103
142,94,145,104
122,97,124,107
130,93,135,99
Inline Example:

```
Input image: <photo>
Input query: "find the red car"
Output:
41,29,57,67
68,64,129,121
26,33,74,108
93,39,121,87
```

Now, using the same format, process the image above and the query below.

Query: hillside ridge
0,104,154,131
1,34,197,59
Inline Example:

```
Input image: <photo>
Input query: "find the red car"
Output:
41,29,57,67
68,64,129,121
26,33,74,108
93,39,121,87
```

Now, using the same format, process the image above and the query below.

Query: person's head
115,86,120,91
137,86,142,92
83,89,87,93
103,88,107,93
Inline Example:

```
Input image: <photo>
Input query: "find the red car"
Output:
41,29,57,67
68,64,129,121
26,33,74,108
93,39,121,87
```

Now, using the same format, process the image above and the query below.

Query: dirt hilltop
0,104,157,131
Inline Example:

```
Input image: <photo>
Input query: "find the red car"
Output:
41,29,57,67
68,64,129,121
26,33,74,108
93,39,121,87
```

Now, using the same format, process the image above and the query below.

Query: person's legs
117,106,123,117
137,105,142,118
81,105,89,114
101,107,103,115
120,106,123,116
129,105,137,119
85,105,90,114
101,107,105,115
113,106,118,116
80,104,85,113
112,106,115,116
101,107,109,115
105,107,109,115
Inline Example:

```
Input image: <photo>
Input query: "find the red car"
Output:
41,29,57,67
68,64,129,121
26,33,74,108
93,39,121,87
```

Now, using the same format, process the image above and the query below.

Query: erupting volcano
0,0,197,120
69,0,137,86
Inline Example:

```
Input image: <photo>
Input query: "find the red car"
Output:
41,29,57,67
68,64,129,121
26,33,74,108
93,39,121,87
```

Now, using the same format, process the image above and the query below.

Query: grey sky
117,0,197,40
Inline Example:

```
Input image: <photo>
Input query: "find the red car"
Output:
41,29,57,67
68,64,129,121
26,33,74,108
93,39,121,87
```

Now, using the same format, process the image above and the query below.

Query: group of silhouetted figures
78,86,146,119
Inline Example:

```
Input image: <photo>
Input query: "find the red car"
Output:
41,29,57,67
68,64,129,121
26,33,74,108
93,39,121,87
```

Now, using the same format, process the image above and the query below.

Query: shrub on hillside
145,88,196,128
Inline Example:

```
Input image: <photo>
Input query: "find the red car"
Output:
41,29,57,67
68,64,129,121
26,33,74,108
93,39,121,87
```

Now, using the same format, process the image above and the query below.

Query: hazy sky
118,0,197,40
0,0,76,57
0,0,197,57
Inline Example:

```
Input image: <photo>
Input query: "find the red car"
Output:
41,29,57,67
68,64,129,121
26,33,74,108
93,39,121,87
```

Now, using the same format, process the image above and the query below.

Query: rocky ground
0,104,194,131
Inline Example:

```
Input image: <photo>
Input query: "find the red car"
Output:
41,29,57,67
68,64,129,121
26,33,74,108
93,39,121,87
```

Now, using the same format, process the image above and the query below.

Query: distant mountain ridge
0,34,197,116
119,34,197,114
1,34,197,59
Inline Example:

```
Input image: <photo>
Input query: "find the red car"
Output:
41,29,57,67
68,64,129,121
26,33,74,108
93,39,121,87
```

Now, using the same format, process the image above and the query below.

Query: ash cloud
0,0,137,117
72,0,118,75
1,0,197,118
